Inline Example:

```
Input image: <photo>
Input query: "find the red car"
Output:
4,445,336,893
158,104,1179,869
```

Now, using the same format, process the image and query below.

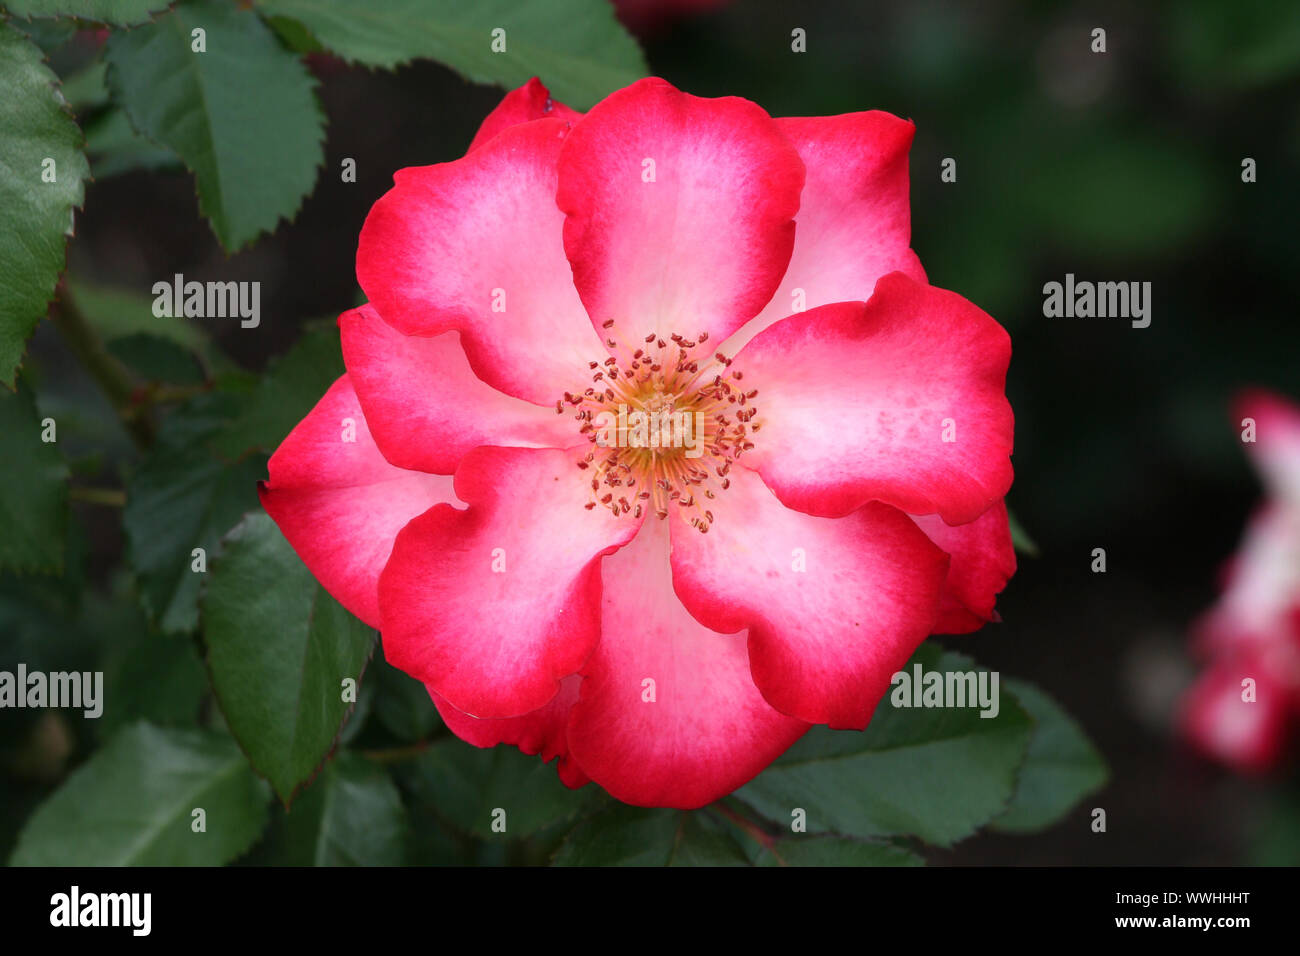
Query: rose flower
1181,391,1300,772
261,77,1015,808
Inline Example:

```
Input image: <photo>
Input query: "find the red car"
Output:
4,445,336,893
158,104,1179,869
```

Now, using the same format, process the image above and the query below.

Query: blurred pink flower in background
1180,391,1300,772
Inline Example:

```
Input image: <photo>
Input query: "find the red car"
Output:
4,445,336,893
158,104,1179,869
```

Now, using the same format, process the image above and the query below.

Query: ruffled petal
356,118,605,404
467,77,581,153
912,501,1016,634
1197,505,1300,657
1180,658,1292,773
556,77,804,358
1237,389,1300,509
340,303,575,474
669,464,948,729
566,519,808,808
259,375,457,629
378,446,640,718
432,676,589,788
734,278,1014,524
724,110,926,354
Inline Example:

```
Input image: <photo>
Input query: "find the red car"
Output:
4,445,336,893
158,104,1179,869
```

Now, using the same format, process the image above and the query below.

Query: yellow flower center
557,323,759,533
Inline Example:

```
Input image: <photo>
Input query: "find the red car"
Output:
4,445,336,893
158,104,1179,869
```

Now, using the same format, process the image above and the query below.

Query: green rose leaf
260,752,407,865
4,1,175,25
105,0,325,251
66,276,211,364
0,21,88,387
254,0,649,109
58,59,109,112
737,644,1034,847
7,18,76,52
96,595,207,738
750,835,924,867
399,738,598,840
211,322,345,459
66,276,234,385
371,644,440,743
124,392,265,633
991,679,1108,833
0,383,69,573
83,106,181,179
1007,506,1039,557
202,512,377,804
552,806,750,866
9,723,269,865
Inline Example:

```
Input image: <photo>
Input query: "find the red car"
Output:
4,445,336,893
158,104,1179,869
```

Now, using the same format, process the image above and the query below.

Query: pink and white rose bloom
1181,391,1300,772
260,77,1016,808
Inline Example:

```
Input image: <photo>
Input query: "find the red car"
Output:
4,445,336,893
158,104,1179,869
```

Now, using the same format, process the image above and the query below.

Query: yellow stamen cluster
556,321,759,533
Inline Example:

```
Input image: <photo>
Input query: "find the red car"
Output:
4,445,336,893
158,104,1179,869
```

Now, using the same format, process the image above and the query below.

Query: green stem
144,383,209,405
50,285,153,449
68,486,127,507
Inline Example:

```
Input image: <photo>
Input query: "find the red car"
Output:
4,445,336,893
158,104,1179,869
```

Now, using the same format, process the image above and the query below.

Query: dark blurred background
14,0,1300,864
